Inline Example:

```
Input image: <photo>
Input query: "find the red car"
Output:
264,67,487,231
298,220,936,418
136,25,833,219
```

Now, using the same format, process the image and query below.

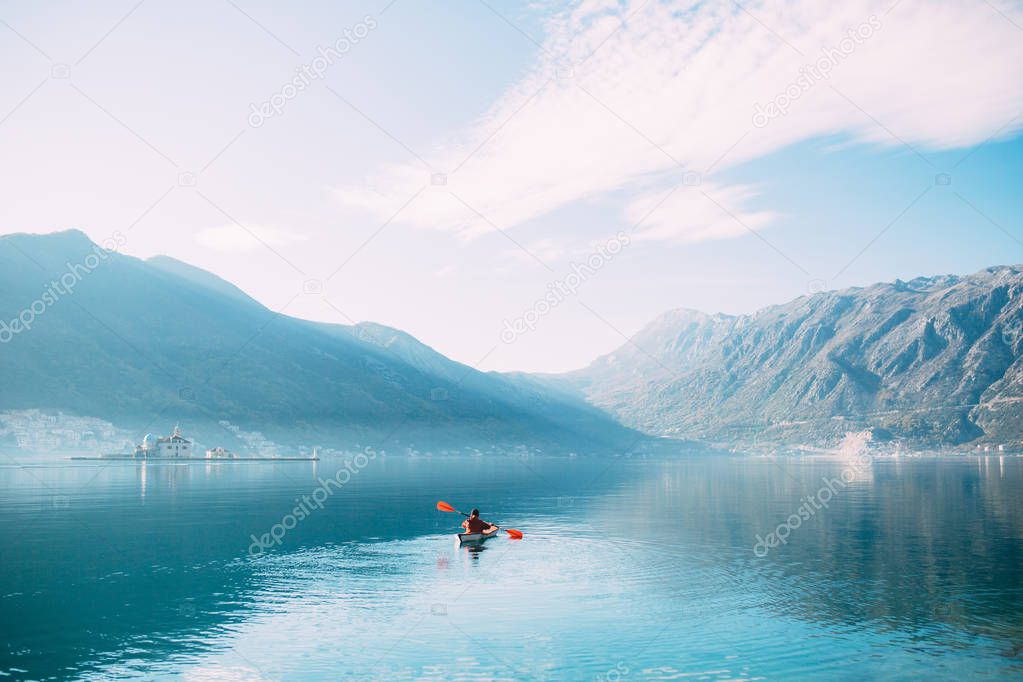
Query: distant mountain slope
563,266,1023,447
345,322,631,443
0,230,638,452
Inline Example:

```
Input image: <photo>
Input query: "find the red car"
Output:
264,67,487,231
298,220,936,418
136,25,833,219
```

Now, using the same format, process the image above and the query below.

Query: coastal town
0,410,133,453
0,410,321,460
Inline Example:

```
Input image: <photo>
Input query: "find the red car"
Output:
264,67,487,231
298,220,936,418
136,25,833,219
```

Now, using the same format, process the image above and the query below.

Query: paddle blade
505,529,524,540
436,501,456,513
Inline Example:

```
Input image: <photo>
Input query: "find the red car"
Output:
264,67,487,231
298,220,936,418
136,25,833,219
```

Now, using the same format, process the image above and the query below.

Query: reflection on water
1,453,1021,680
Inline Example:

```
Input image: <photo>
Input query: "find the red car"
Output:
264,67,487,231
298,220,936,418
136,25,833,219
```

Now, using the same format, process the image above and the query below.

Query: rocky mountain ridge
564,266,1023,448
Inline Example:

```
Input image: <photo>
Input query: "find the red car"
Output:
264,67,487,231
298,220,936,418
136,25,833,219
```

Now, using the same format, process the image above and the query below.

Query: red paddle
436,500,523,539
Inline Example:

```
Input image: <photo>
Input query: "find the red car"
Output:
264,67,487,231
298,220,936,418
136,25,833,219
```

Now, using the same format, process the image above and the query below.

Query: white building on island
133,425,193,458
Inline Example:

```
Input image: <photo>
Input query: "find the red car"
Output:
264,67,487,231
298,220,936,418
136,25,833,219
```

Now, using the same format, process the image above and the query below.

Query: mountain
0,230,639,453
563,266,1023,448
342,321,641,448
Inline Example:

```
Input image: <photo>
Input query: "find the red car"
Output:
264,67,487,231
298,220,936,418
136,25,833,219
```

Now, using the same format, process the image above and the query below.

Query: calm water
1,452,1022,680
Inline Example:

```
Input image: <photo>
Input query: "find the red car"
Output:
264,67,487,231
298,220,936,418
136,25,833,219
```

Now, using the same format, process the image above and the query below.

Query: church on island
81,425,317,461
133,425,193,458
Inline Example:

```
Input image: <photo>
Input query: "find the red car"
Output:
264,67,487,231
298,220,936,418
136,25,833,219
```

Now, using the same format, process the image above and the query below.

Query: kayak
457,526,500,544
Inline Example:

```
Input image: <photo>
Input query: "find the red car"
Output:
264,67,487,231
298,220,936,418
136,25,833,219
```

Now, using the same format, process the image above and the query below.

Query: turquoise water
2,453,1022,680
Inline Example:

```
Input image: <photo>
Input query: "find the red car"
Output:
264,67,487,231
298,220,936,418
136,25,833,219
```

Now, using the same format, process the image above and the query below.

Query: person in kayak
461,508,495,534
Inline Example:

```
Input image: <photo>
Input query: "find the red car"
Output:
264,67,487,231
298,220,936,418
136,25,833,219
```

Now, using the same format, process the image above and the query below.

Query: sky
1,0,1021,373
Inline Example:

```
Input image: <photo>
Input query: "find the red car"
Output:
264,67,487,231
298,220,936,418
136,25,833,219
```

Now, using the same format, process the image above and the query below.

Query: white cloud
336,0,1023,243
626,182,779,243
194,224,307,252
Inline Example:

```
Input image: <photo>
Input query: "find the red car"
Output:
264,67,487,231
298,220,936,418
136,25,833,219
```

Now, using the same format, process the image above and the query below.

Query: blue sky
1,0,1021,372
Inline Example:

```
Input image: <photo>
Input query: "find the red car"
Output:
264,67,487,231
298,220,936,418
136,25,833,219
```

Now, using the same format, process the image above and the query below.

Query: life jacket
465,517,487,533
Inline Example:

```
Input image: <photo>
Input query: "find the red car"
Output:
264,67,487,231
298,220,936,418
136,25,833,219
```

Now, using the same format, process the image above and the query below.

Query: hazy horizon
11,227,1023,377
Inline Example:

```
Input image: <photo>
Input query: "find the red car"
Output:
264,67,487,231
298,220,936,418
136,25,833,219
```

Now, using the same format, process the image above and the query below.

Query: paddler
461,508,495,534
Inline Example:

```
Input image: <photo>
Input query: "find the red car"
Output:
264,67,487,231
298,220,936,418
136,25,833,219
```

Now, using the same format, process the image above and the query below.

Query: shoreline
66,456,319,462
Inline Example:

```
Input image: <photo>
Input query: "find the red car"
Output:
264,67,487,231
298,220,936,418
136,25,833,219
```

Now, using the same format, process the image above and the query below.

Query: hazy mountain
563,266,1023,448
342,321,640,448
0,230,638,453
